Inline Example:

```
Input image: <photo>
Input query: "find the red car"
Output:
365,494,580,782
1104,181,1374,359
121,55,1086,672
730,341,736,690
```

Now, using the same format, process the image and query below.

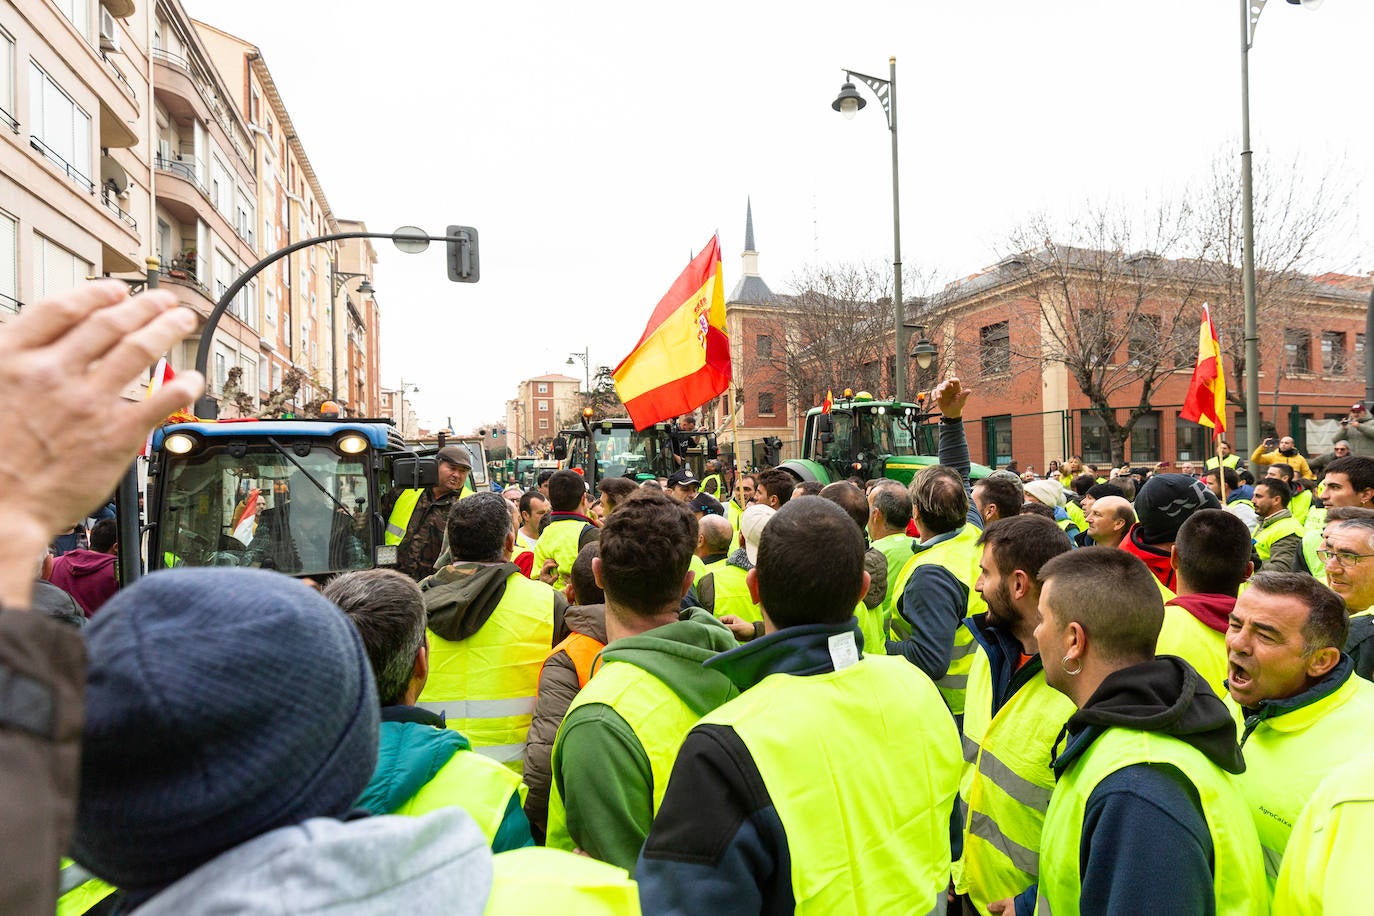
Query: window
35,235,90,300
213,348,229,392
0,30,14,129
758,392,775,416
29,63,92,189
1284,329,1311,374
980,321,1010,375
1128,315,1161,366
249,90,260,125
536,383,548,393
538,418,549,430
54,0,89,37
0,209,15,313
1080,411,1112,466
1175,416,1210,463
984,415,1013,468
264,287,276,323
1322,331,1348,375
1129,412,1160,463
537,399,549,411
258,360,269,394
271,363,282,391
756,334,772,359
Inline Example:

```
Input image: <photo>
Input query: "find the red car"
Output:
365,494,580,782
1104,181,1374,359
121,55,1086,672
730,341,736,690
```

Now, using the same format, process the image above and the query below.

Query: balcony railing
29,136,95,193
0,292,21,314
100,49,136,99
158,267,214,301
154,154,209,197
150,48,251,164
100,189,137,230
0,107,16,134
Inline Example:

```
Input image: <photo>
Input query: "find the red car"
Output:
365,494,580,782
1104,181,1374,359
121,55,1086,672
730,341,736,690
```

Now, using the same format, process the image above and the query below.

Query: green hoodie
552,607,738,870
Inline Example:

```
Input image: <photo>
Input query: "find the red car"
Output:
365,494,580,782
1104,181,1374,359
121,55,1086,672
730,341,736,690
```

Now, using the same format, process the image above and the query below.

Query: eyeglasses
1335,447,1350,453
1316,548,1374,569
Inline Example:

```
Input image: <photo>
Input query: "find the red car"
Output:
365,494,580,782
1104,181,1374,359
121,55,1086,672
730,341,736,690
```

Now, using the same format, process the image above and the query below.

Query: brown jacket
522,603,607,842
1,608,86,915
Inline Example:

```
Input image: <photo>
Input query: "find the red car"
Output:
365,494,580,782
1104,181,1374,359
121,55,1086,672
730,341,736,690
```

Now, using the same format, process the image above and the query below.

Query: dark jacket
1015,656,1243,916
1345,613,1374,682
0,605,86,915
381,486,462,582
524,603,607,842
32,580,86,629
886,417,984,679
47,549,118,618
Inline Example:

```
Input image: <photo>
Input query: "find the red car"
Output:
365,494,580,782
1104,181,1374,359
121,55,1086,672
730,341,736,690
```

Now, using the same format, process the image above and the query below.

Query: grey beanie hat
73,568,379,891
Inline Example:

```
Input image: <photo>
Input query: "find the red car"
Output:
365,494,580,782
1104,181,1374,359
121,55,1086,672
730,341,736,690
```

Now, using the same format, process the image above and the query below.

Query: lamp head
831,80,866,120
357,279,374,296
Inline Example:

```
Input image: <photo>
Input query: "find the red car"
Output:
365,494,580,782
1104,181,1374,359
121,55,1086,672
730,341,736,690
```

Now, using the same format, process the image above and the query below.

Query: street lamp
329,261,374,413
910,327,937,371
395,378,419,441
567,348,591,395
833,57,906,402
1239,0,1321,449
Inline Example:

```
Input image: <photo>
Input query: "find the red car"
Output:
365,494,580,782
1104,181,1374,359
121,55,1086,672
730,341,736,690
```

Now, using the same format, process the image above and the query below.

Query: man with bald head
1083,495,1133,549
696,515,734,570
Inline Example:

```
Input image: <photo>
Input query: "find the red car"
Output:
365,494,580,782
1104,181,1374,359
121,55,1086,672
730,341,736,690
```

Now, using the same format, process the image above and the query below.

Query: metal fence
968,402,1363,471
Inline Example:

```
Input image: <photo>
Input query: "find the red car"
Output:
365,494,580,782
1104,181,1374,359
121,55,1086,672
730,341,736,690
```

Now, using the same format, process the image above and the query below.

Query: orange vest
545,631,605,689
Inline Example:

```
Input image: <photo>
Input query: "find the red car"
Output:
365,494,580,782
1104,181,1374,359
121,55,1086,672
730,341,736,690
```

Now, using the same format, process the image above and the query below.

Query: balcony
154,154,207,196
159,267,215,317
101,189,137,230
151,49,252,170
0,106,16,135
29,136,95,194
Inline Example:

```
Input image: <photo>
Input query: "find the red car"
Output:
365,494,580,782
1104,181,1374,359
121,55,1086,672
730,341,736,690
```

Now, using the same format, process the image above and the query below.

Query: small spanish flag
1179,304,1227,433
822,389,834,414
613,235,731,430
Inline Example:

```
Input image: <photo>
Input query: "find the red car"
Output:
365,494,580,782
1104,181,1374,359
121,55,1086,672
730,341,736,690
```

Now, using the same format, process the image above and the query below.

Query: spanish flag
613,235,731,430
1179,304,1227,433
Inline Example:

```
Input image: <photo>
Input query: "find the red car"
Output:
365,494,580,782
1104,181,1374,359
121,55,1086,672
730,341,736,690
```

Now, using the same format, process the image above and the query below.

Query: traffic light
446,225,480,283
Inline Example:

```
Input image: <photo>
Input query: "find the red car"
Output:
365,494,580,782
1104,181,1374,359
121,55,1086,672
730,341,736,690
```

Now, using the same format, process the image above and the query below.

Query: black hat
667,468,700,489
689,492,724,516
1134,474,1221,545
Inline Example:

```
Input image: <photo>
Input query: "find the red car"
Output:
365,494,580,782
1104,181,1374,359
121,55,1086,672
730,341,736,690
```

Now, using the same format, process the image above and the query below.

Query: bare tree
982,205,1207,465
1189,149,1356,412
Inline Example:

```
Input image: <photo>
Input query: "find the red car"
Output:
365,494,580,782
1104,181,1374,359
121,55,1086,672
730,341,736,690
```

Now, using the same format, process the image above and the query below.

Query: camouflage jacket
382,486,461,581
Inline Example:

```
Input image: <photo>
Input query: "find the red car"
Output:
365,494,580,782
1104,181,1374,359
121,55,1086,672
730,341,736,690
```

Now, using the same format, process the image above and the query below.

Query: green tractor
553,416,718,496
776,392,991,486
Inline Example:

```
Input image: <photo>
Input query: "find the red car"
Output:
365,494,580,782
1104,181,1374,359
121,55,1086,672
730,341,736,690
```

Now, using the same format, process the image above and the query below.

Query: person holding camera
1250,435,1315,480
1338,402,1374,459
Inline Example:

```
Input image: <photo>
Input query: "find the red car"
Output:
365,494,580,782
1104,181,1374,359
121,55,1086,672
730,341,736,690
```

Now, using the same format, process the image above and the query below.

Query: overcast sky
184,0,1374,433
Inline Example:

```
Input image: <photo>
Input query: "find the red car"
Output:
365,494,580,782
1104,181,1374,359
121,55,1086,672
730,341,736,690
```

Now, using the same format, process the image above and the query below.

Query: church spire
729,198,774,303
744,196,756,252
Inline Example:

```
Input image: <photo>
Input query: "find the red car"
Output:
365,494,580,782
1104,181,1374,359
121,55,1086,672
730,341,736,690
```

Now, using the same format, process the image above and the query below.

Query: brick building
922,247,1372,469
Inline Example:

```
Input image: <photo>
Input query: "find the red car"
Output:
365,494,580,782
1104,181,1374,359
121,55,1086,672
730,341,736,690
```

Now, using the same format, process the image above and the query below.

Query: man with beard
1250,435,1314,480
954,515,1074,914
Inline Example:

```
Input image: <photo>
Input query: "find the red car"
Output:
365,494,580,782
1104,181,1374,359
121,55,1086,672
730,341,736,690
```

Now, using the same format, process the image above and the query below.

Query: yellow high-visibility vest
955,644,1074,911
1037,727,1268,916
700,652,961,914
385,488,423,545
418,572,555,772
889,523,987,714
546,660,701,854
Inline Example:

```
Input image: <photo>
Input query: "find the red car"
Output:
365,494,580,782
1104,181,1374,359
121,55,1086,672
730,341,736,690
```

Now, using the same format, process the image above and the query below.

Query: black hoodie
1018,657,1242,916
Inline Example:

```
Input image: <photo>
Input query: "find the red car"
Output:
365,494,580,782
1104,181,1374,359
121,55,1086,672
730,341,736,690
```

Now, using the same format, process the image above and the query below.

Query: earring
1061,655,1082,676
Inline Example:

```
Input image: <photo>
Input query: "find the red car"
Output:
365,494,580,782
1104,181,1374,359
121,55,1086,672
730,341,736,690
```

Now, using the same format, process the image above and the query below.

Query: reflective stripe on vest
1255,514,1303,562
532,518,587,591
889,524,987,714
546,659,702,853
706,565,759,623
1037,728,1268,916
701,653,962,914
956,645,1075,911
486,847,641,914
57,858,116,916
392,746,524,844
417,572,555,772
385,488,423,544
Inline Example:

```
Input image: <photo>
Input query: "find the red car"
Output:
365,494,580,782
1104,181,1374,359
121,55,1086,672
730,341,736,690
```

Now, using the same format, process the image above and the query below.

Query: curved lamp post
833,57,906,402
